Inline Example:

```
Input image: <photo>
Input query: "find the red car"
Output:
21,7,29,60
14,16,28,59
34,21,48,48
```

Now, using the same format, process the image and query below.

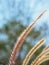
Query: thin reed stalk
9,10,46,65
22,38,45,65
37,55,49,65
31,46,49,65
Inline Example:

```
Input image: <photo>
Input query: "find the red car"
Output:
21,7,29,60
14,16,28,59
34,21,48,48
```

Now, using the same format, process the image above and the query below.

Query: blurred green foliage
0,20,49,65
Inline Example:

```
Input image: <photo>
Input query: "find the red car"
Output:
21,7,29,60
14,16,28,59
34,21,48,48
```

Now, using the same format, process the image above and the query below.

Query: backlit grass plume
37,55,49,65
22,38,45,65
31,45,49,65
9,10,47,65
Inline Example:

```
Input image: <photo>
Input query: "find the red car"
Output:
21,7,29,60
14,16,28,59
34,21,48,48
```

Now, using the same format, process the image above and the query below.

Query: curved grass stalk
43,46,49,50
9,10,46,65
37,55,49,65
31,47,49,65
22,38,45,65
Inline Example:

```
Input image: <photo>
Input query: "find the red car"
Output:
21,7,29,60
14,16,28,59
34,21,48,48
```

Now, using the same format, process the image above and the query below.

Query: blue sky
0,0,49,45
0,0,49,27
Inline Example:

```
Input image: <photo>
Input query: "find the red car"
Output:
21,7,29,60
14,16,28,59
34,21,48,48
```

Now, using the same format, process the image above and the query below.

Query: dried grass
22,38,45,65
9,10,47,65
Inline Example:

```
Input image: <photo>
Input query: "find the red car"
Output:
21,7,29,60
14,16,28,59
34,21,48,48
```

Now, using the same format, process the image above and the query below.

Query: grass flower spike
22,38,45,65
9,10,46,65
